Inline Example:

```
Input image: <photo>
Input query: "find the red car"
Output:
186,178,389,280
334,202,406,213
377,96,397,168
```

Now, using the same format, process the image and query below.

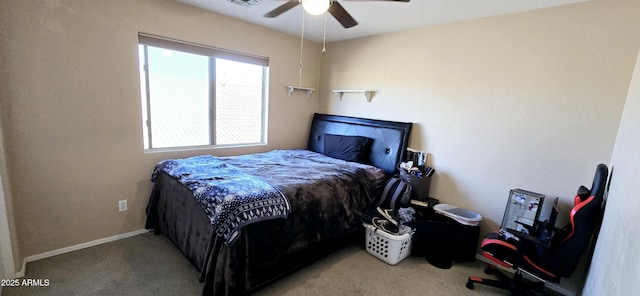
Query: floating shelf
332,89,373,102
286,86,315,98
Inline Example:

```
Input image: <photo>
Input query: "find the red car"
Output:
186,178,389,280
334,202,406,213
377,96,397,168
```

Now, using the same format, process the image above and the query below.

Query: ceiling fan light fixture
301,0,330,16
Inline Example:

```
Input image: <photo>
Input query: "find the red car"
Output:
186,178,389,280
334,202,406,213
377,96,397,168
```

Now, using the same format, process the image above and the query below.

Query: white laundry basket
364,223,414,265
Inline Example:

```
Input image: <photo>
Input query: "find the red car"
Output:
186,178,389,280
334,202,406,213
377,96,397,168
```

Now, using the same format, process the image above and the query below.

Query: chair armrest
505,228,551,249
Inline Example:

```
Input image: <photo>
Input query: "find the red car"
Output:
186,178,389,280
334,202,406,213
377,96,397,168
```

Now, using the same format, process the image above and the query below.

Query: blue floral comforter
151,155,289,245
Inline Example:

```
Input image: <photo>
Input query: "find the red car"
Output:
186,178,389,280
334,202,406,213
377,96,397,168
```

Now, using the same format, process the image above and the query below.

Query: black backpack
375,177,412,211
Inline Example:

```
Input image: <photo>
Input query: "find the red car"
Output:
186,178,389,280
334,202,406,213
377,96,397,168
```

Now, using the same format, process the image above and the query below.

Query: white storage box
433,204,483,226
364,223,414,265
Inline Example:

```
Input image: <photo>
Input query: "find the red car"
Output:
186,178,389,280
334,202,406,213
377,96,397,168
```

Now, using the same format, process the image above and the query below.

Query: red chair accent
466,164,608,295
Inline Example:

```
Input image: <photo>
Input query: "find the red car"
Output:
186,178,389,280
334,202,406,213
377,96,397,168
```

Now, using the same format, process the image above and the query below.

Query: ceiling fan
264,0,411,29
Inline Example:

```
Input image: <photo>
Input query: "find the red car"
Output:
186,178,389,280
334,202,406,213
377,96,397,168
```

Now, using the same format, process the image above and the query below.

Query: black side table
410,198,480,269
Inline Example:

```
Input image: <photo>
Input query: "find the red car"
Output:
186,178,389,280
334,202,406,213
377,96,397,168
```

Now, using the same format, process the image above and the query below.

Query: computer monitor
538,196,559,227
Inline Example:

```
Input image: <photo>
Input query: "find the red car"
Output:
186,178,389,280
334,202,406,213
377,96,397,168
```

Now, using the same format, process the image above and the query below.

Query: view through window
138,35,268,150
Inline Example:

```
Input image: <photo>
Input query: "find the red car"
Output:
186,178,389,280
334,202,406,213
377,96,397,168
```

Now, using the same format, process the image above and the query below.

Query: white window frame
138,33,269,151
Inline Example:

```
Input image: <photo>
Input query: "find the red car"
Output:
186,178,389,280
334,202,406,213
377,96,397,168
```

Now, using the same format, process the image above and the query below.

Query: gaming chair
466,164,608,295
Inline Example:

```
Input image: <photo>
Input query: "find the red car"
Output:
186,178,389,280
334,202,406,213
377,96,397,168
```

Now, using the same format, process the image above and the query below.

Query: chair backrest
543,164,608,277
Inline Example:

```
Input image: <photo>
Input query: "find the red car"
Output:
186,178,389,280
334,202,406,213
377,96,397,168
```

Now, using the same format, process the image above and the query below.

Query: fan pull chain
322,13,327,53
299,10,305,87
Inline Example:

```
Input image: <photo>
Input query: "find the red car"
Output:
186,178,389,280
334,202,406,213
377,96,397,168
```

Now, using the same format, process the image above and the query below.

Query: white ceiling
177,0,586,43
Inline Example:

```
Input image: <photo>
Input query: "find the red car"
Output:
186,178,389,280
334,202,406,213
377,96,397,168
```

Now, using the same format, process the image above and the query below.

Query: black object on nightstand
410,198,480,269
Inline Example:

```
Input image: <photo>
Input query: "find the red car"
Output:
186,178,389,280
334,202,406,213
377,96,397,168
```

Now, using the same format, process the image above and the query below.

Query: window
138,34,269,150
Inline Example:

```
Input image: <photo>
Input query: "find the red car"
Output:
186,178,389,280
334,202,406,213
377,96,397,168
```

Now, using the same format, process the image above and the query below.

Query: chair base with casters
466,164,608,296
466,264,546,296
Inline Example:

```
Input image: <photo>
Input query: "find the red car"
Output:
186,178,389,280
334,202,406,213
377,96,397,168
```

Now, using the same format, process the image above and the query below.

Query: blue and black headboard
307,113,413,176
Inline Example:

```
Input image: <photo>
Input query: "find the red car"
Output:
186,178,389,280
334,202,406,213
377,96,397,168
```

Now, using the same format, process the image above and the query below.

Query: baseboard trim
15,258,26,278
23,229,149,266
474,253,575,296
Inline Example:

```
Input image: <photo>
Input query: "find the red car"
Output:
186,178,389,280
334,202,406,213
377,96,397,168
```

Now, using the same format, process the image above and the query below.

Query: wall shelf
286,86,315,98
332,89,373,102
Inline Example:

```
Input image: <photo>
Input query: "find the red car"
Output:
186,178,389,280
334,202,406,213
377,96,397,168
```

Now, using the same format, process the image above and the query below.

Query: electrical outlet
118,200,128,212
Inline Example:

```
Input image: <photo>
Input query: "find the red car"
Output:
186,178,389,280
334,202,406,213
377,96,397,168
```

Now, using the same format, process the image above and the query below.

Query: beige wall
583,51,640,296
320,0,639,293
0,0,322,269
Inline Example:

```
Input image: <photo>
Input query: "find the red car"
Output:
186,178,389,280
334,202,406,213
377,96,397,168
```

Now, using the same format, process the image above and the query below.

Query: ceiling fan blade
328,1,358,28
264,1,300,18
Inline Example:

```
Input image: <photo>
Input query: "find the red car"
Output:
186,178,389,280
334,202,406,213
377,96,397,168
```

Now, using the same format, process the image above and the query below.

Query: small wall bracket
286,86,315,98
332,89,373,102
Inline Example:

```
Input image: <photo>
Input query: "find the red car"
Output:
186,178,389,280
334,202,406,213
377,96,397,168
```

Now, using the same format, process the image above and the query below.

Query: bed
145,113,412,295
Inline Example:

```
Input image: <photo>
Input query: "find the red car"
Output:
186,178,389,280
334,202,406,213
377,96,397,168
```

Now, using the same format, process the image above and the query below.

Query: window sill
144,143,267,154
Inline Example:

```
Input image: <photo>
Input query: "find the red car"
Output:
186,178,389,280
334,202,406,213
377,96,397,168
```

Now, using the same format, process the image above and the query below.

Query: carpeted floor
4,232,558,296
